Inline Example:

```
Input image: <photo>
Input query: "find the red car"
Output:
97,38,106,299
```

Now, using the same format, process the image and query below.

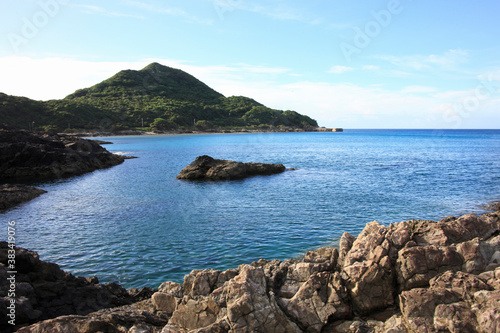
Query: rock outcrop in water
8,207,500,332
176,155,286,181
0,126,125,182
0,185,47,211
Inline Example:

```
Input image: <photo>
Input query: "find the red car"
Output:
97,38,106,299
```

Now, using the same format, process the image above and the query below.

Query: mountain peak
141,62,169,72
66,62,224,103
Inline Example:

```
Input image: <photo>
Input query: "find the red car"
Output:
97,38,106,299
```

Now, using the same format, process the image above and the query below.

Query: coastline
69,126,343,138
2,203,499,332
2,126,500,331
0,126,128,211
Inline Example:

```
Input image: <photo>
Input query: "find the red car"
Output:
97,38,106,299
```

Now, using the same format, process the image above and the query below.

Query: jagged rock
277,247,337,302
152,292,178,314
168,296,220,331
176,155,286,180
341,221,395,314
430,271,492,300
11,210,500,333
159,281,184,298
396,244,463,290
433,302,479,332
400,287,462,332
16,300,168,333
473,289,500,332
338,232,355,266
184,269,222,297
399,267,498,333
0,126,125,183
282,272,350,332
224,265,301,332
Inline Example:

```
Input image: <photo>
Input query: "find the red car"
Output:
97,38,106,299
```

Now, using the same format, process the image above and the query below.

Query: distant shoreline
68,127,343,138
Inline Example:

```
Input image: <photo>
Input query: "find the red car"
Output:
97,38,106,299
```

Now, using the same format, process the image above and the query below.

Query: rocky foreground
177,155,286,181
1,208,499,332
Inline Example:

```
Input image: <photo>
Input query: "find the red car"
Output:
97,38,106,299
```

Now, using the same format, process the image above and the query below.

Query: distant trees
150,118,178,131
1,64,319,132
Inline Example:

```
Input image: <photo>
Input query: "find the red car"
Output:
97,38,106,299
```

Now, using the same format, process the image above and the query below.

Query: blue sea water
2,129,500,289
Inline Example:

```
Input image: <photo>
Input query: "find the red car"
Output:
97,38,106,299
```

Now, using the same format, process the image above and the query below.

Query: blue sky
1,0,500,128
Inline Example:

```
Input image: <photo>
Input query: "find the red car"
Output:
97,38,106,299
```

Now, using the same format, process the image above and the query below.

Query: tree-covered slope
0,63,318,132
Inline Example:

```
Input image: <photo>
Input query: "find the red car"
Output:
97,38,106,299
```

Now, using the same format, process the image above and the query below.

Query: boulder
224,265,301,332
282,272,350,332
176,155,286,180
341,221,396,314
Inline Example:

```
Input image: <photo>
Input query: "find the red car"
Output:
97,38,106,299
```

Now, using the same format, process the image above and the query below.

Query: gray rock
176,155,286,180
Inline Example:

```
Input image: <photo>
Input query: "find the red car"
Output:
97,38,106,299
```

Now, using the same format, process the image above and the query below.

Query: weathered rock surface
11,208,500,333
0,242,155,332
0,185,47,210
15,300,169,333
176,155,286,180
0,126,125,182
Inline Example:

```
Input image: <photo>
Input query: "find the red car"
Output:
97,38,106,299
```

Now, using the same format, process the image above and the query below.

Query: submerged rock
176,155,286,180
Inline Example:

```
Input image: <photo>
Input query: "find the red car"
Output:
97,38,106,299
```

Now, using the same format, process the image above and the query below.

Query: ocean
2,129,500,289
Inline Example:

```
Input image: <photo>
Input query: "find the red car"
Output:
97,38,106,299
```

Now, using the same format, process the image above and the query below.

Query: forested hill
0,62,318,132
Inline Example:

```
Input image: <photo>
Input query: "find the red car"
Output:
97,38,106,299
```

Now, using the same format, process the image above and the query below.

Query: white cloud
327,65,354,74
234,1,322,25
70,4,144,19
376,49,469,71
124,0,214,25
400,85,436,94
362,65,379,71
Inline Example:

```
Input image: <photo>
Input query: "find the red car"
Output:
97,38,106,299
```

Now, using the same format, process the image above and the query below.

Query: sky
1,0,500,129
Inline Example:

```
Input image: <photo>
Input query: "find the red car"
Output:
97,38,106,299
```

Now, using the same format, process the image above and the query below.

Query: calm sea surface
2,129,500,288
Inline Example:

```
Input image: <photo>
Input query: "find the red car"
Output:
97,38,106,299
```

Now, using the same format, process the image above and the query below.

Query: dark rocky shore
0,126,126,182
2,207,499,332
0,125,127,210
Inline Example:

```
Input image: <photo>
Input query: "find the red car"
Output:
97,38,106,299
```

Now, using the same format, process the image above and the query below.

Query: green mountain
0,63,318,132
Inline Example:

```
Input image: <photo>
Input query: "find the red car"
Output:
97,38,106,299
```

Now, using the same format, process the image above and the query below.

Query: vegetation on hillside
0,63,318,132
